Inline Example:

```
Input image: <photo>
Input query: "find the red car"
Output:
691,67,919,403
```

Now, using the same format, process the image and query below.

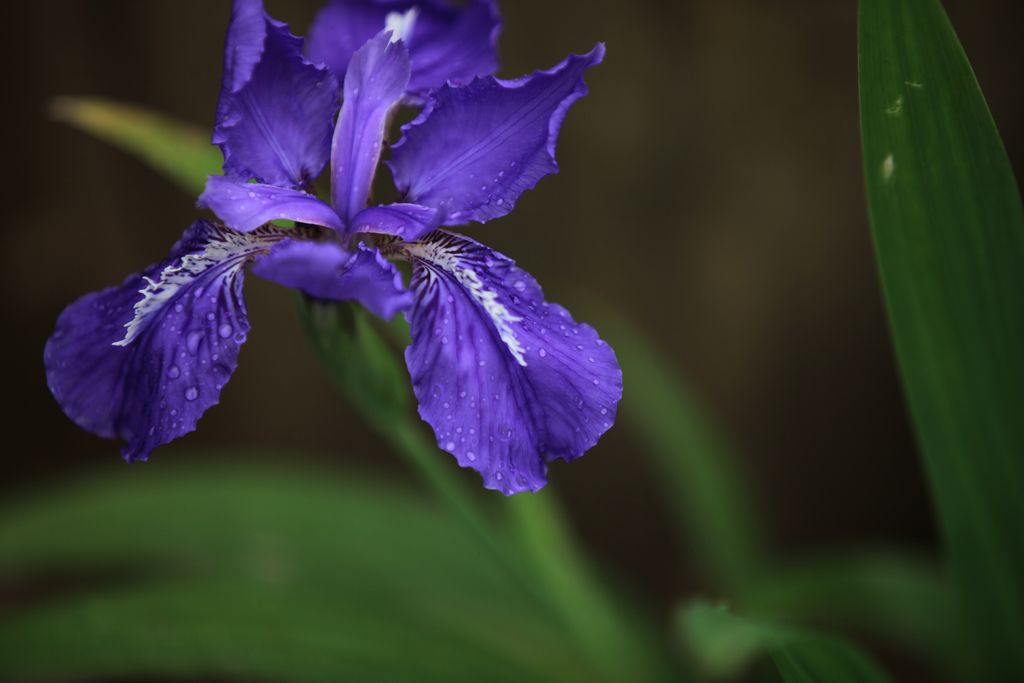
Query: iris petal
388,45,604,226
253,240,411,319
403,231,622,494
351,203,440,241
215,0,339,188
44,220,293,462
330,31,410,224
199,175,343,233
307,0,500,97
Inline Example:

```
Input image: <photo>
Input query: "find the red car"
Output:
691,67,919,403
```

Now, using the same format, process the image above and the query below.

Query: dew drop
186,331,203,354
218,323,233,339
538,348,547,358
445,441,456,450
166,365,181,379
467,451,476,461
185,386,199,401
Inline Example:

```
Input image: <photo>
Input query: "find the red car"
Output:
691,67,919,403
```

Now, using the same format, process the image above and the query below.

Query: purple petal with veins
404,231,621,494
388,44,604,226
215,0,338,188
199,175,342,233
44,220,295,462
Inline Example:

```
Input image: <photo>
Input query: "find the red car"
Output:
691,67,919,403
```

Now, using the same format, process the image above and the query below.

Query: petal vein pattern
388,44,605,225
406,234,526,365
44,220,307,463
403,231,622,494
116,224,296,346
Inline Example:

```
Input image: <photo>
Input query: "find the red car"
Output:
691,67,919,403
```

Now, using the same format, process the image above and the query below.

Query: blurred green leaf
744,551,966,678
52,97,221,195
679,600,893,683
506,491,675,682
601,313,763,594
859,0,1024,677
0,464,604,683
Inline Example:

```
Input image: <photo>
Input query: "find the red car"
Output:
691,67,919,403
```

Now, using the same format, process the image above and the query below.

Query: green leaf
678,600,893,683
52,96,221,195
505,491,676,683
744,551,966,678
0,463,599,683
600,312,763,594
858,1,1024,678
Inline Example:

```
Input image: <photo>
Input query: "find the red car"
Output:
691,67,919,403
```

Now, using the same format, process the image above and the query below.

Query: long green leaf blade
52,97,221,195
858,0,1024,677
745,551,965,678
679,601,893,683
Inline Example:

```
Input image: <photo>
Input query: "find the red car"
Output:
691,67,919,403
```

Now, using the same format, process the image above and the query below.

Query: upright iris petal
388,44,605,225
215,0,339,188
402,231,622,494
330,31,411,224
45,221,297,462
307,0,500,97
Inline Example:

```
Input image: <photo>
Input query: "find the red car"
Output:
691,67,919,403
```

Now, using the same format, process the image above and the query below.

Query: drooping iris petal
215,0,339,188
199,175,343,233
44,220,293,462
388,45,604,226
331,31,410,224
403,231,622,494
307,0,500,96
350,203,439,241
253,240,411,319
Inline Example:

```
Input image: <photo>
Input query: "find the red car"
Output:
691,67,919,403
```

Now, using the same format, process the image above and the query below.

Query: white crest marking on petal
114,225,295,347
385,7,419,44
407,236,528,367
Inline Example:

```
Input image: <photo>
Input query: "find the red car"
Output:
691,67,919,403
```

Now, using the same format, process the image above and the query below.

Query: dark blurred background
3,0,1022,615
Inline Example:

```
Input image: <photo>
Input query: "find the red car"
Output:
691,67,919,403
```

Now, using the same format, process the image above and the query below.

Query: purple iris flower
45,0,620,494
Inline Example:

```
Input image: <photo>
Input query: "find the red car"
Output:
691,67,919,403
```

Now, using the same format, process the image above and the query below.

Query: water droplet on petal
538,348,547,358
186,331,203,354
166,365,181,379
467,451,476,461
218,323,233,339
185,386,199,401
445,441,456,450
